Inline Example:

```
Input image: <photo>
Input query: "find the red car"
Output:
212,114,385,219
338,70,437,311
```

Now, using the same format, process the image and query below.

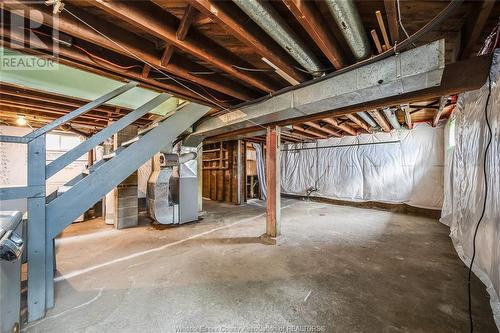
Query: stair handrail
45,93,171,179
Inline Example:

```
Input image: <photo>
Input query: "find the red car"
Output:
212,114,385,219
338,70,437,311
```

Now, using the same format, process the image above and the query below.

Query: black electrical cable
467,69,493,333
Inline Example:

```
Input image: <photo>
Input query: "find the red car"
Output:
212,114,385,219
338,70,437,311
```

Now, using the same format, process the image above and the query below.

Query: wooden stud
371,29,383,54
376,10,391,49
383,0,399,45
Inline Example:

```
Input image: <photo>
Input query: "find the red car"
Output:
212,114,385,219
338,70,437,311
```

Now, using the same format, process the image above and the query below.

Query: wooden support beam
186,0,307,82
177,5,197,41
433,96,448,127
321,118,357,136
368,110,391,132
292,125,327,139
265,126,281,238
345,114,371,133
160,44,175,66
305,121,341,137
401,104,413,129
282,0,346,69
383,0,399,44
371,29,383,54
142,64,151,78
2,29,208,104
376,10,391,49
3,2,255,101
91,0,278,93
460,0,495,59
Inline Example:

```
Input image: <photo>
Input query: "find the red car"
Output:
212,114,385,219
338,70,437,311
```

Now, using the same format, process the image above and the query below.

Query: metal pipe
357,111,378,128
232,0,323,75
382,107,401,129
324,0,372,60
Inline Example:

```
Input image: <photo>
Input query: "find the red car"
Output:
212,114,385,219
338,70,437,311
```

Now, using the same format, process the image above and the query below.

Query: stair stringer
46,103,210,238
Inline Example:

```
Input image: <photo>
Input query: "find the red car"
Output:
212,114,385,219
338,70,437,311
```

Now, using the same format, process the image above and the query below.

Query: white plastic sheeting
281,123,444,209
441,50,500,327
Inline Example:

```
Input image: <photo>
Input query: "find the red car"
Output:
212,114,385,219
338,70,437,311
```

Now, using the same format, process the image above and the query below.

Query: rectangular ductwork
192,39,445,139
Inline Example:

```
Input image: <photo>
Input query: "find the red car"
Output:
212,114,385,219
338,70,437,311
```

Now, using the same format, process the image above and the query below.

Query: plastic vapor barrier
281,123,444,209
441,50,500,327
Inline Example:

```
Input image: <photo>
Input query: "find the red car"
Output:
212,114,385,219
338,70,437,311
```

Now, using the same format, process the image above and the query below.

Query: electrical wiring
231,65,273,72
294,65,334,75
467,69,493,333
29,28,143,71
396,0,416,47
73,45,143,71
61,7,268,130
188,71,217,75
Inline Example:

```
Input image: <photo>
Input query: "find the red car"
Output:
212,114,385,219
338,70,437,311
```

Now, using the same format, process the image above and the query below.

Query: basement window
448,118,456,149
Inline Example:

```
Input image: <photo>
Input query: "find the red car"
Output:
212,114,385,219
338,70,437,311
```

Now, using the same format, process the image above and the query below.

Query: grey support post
27,135,49,321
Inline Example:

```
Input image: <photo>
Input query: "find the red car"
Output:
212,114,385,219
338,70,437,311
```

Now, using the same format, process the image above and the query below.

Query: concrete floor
24,199,496,332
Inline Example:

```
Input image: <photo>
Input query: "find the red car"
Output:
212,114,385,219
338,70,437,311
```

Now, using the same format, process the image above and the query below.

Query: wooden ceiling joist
282,0,346,69
383,0,399,45
345,114,371,133
305,121,341,137
2,1,256,102
1,83,133,117
2,26,218,105
321,118,356,136
292,125,327,139
90,0,279,93
368,110,391,132
186,0,307,83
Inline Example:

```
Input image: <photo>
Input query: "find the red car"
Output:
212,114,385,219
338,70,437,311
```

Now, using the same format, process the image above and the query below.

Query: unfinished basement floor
25,199,496,332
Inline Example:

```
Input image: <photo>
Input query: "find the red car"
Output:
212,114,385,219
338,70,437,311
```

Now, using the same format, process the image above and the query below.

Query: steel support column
27,135,49,321
265,126,280,237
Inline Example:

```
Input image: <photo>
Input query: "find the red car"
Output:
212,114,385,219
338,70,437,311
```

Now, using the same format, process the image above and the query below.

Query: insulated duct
324,0,372,60
232,0,323,75
382,107,401,129
357,111,378,128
